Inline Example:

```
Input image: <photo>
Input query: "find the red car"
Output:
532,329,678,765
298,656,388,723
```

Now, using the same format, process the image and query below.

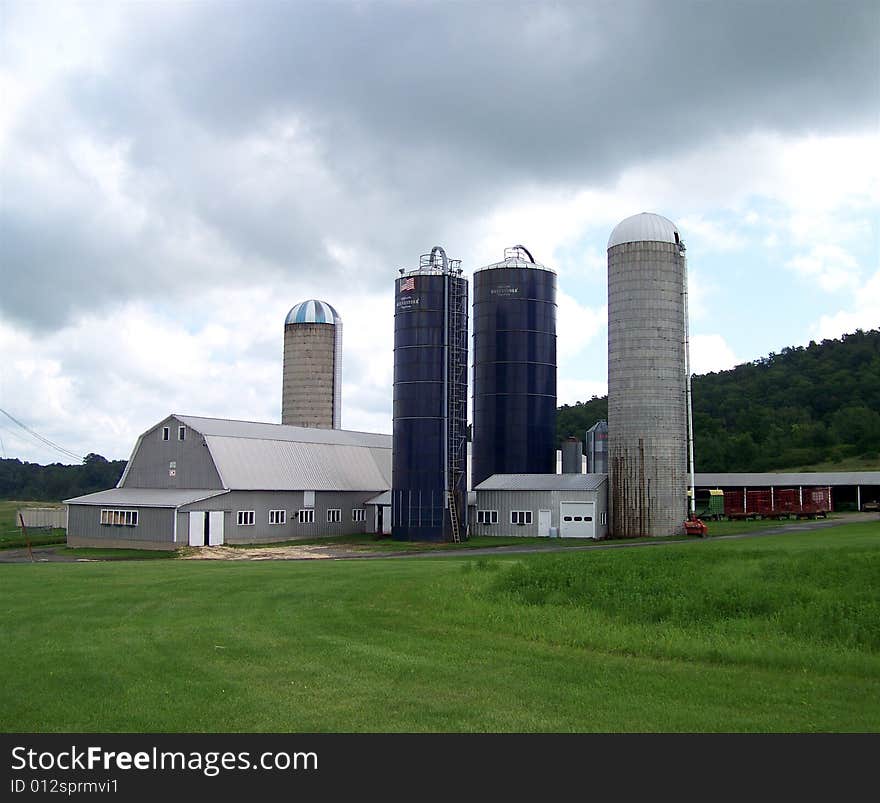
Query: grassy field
0,500,66,548
54,547,178,560
1,521,878,732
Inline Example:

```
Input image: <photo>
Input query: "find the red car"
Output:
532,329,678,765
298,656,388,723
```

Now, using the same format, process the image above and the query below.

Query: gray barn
472,474,609,539
66,414,391,549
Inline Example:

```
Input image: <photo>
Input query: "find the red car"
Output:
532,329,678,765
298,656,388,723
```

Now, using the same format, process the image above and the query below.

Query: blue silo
471,246,557,488
392,247,468,542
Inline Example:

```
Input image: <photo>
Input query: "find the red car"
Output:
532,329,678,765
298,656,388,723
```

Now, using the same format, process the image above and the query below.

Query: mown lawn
1,522,878,732
227,516,802,553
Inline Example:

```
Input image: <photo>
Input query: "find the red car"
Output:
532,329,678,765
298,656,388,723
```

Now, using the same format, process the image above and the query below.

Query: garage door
560,502,595,539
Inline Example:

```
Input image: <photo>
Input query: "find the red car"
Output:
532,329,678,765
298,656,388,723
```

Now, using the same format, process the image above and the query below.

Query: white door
560,502,595,538
382,506,392,534
208,511,224,545
538,509,551,538
188,511,206,546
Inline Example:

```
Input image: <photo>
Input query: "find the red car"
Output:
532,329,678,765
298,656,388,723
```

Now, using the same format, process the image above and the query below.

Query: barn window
477,510,498,525
510,510,532,526
178,426,186,441
352,509,366,522
237,510,255,526
297,509,315,524
268,509,286,525
327,509,341,523
162,427,169,441
100,509,138,526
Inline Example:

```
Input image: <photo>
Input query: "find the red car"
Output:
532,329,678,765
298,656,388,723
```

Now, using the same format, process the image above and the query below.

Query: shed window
178,426,186,441
297,509,315,524
237,510,255,526
162,427,169,441
352,509,366,523
268,509,286,525
511,510,532,526
100,509,138,527
327,509,341,523
477,510,498,525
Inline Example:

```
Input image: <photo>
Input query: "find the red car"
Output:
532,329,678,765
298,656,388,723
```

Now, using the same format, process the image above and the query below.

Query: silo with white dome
607,213,689,537
282,299,342,429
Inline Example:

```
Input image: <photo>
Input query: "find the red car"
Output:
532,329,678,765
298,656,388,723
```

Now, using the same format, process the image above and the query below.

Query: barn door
188,512,206,546
208,511,224,545
560,502,595,539
538,509,551,538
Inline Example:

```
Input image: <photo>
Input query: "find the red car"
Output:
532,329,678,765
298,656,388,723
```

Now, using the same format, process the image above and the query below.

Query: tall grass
1,523,878,732
490,542,880,651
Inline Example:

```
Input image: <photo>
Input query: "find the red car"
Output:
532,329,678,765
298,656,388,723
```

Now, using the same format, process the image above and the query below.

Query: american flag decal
400,277,416,292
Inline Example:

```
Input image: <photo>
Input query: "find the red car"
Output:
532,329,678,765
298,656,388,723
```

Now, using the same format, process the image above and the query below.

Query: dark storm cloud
127,0,877,176
2,0,877,330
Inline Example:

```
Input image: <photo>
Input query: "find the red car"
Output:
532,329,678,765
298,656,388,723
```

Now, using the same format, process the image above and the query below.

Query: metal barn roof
116,415,392,493
205,436,390,492
174,415,391,449
65,488,228,507
475,474,608,492
607,212,681,248
694,472,880,487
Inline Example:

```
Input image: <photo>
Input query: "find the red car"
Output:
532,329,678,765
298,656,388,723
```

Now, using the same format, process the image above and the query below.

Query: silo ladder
447,490,461,543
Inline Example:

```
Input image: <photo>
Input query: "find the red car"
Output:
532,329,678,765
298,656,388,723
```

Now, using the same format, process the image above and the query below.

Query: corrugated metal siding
18,508,67,528
205,437,389,491
67,504,176,544
472,485,608,539
122,417,223,489
181,490,375,543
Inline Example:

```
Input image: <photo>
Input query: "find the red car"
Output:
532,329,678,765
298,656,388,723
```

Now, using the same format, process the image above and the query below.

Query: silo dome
285,299,340,326
607,212,681,249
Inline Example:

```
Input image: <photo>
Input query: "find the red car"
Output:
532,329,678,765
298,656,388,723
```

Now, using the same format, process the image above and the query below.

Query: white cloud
685,265,713,322
557,378,607,407
813,271,880,340
786,244,863,293
556,291,605,365
690,334,741,375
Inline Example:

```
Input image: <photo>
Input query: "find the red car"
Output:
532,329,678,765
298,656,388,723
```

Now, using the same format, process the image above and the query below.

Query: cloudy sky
1,0,878,464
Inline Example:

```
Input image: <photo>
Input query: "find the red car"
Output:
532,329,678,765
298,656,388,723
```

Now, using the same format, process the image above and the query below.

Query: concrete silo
282,299,342,429
607,213,688,536
392,247,468,542
471,246,557,488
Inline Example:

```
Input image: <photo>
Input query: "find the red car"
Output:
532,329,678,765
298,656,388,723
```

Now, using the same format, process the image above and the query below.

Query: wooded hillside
557,329,880,472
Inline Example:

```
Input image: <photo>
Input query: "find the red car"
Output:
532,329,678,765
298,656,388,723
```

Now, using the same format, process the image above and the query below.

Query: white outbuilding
471,473,609,539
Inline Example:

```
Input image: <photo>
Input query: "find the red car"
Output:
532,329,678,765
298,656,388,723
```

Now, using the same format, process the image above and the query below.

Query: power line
0,408,84,463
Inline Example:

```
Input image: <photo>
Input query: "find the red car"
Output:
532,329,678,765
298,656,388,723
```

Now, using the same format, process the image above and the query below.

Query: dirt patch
179,544,373,561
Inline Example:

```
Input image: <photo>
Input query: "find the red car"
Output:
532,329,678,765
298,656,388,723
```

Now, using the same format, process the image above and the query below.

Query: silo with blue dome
282,299,342,429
